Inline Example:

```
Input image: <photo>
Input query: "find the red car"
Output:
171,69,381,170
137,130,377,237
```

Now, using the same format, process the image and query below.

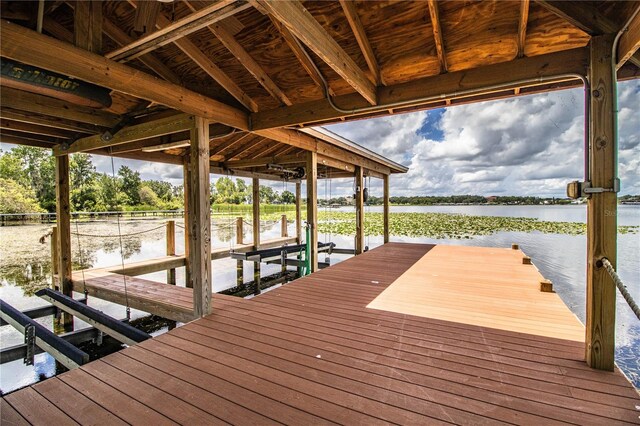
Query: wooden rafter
74,0,102,53
57,2,181,84
250,47,590,130
223,153,305,169
246,140,283,159
0,87,121,127
1,21,248,130
184,0,290,106
537,1,619,35
0,132,57,149
427,0,447,73
53,114,194,156
210,133,252,158
149,10,259,112
224,136,265,160
0,108,97,134
617,7,640,69
268,16,332,94
106,0,250,62
518,0,530,58
339,0,383,85
256,0,377,105
0,119,77,139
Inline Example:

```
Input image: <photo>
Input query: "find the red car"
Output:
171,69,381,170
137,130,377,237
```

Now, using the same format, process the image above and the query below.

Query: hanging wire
109,148,131,321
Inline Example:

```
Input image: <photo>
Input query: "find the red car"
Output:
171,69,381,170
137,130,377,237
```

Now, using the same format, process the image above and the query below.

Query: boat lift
0,289,150,369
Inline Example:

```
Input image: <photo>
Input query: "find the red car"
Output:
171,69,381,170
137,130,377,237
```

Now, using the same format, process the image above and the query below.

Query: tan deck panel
367,244,586,341
3,243,639,425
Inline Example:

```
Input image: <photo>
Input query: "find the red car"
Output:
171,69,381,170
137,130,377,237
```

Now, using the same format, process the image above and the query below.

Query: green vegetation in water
316,212,639,239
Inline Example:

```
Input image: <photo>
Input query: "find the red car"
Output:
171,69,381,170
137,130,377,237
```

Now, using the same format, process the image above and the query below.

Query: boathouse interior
1,0,639,423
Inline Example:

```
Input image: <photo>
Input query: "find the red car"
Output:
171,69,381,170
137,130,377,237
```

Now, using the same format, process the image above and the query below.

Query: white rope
602,258,640,321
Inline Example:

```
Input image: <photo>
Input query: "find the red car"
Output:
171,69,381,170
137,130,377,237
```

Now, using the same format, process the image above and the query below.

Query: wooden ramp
73,269,195,323
4,243,639,425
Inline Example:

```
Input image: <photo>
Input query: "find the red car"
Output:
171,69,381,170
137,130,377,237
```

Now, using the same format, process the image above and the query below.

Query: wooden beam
268,16,331,94
55,155,73,329
295,182,302,244
0,87,120,128
211,133,252,158
383,174,390,244
208,20,292,106
354,165,364,255
257,0,377,105
1,21,249,130
0,133,56,149
53,114,194,156
339,0,382,85
252,177,261,249
133,0,160,33
617,8,640,70
223,153,306,169
317,155,355,173
518,0,530,58
102,17,181,84
74,0,102,53
223,135,263,160
537,1,619,35
150,11,258,112
306,151,318,272
586,35,617,371
363,168,385,180
211,165,294,181
187,117,212,318
0,108,99,134
427,0,447,73
0,119,75,139
107,0,250,62
250,47,590,129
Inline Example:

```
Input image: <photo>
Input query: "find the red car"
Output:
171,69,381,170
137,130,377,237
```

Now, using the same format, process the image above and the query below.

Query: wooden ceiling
1,0,639,179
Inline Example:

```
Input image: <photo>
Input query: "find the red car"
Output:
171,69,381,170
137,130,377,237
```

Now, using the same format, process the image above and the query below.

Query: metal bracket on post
566,179,620,199
24,324,35,366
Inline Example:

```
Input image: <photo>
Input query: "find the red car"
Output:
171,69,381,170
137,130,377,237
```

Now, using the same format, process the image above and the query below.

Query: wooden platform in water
4,243,639,424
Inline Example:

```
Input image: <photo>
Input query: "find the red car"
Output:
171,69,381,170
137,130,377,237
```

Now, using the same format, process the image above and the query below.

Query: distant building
485,196,498,203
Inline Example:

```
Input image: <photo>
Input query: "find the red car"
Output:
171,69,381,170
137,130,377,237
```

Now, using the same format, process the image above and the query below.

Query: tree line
0,147,297,214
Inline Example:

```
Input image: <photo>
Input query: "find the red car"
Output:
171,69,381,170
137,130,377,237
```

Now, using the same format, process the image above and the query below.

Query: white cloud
327,80,639,197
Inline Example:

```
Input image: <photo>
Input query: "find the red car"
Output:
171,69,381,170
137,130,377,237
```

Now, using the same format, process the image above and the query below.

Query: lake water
1,204,638,392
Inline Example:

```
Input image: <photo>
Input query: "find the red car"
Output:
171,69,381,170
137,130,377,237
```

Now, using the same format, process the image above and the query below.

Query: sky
2,80,638,198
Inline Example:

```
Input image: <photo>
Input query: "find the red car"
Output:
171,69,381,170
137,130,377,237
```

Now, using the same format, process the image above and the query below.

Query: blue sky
2,81,637,198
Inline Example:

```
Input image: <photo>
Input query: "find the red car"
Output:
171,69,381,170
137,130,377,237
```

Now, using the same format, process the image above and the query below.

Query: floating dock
3,243,639,424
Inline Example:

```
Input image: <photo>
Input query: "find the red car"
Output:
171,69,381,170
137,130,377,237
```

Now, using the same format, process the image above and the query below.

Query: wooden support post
281,214,288,237
50,226,58,288
74,0,102,54
252,178,261,294
383,174,390,244
295,182,302,244
586,34,617,371
306,152,318,272
166,220,176,285
236,216,244,287
187,117,212,318
182,155,191,287
55,155,72,330
355,166,365,255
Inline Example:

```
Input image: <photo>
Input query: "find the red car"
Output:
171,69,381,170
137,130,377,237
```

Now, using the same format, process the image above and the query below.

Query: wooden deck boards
4,243,639,425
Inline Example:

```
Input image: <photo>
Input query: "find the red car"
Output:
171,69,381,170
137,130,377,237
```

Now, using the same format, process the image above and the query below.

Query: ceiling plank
151,11,259,112
0,87,121,127
53,114,194,156
518,0,530,58
102,17,181,84
256,0,377,105
250,47,590,130
536,1,619,35
268,16,332,94
617,7,640,69
106,0,250,62
1,21,249,130
339,0,383,85
427,0,447,73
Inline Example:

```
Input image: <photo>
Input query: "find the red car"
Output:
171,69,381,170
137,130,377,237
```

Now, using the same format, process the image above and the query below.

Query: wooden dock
3,243,639,424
